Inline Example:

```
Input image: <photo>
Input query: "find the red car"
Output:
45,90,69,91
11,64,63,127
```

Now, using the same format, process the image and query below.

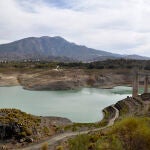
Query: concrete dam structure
132,72,150,97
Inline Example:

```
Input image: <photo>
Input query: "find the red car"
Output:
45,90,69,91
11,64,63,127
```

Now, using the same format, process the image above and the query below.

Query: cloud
0,0,150,56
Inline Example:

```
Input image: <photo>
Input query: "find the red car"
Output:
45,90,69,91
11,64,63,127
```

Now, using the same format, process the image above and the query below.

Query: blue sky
0,0,150,56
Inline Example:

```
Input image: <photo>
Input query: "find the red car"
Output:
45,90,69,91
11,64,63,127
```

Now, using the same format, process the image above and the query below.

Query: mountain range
0,36,149,62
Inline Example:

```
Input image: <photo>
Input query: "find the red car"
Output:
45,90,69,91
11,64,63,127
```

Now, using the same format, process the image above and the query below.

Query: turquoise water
0,86,132,123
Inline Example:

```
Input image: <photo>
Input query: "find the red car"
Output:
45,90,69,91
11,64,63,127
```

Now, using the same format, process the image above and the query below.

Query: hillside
0,36,119,62
0,109,71,149
56,93,150,150
0,36,149,62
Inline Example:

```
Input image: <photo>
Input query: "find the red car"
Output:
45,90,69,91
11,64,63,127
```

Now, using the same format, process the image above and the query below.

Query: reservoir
0,86,132,123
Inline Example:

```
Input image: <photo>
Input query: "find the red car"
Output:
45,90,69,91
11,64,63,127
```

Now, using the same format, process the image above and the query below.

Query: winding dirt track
19,106,119,150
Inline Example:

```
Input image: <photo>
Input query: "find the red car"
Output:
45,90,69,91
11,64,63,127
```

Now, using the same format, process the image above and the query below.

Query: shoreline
0,85,131,124
0,68,134,91
0,82,132,90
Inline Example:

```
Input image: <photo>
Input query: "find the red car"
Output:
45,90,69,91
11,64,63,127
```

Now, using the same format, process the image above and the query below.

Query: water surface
0,86,132,122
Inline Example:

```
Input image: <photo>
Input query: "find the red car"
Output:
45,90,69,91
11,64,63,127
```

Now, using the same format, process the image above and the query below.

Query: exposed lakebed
0,86,132,123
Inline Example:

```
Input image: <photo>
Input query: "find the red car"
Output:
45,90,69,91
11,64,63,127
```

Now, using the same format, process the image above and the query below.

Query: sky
0,0,150,56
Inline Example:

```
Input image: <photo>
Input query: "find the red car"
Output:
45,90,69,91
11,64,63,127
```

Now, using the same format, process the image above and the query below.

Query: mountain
0,36,121,62
123,55,150,60
0,36,149,62
90,54,150,62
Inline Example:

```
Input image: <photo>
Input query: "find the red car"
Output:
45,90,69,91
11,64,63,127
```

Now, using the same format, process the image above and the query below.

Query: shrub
25,128,32,136
43,126,50,135
41,142,48,150
111,117,150,150
19,132,26,138
69,135,90,150
96,135,123,150
56,145,64,150
68,117,150,150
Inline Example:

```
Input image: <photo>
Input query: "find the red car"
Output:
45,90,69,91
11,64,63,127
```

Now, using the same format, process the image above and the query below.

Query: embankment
0,69,134,90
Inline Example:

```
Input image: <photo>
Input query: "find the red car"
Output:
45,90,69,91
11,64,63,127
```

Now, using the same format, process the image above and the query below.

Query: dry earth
0,69,135,90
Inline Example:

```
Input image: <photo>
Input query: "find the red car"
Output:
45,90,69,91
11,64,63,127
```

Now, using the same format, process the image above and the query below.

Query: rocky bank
0,69,134,90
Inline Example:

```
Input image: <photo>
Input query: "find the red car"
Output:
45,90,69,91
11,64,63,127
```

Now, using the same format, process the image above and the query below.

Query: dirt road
19,106,119,150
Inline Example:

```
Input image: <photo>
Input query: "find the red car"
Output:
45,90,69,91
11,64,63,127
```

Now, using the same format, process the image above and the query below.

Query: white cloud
0,0,150,56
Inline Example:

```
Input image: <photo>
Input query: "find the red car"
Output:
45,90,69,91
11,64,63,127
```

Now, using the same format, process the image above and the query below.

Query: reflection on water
0,86,132,123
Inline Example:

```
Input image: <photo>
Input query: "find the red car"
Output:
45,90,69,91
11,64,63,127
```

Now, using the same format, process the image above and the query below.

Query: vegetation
0,109,54,141
0,108,40,126
1,59,150,70
64,123,100,131
43,126,51,136
56,145,64,150
41,142,48,150
68,117,150,150
0,109,41,140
